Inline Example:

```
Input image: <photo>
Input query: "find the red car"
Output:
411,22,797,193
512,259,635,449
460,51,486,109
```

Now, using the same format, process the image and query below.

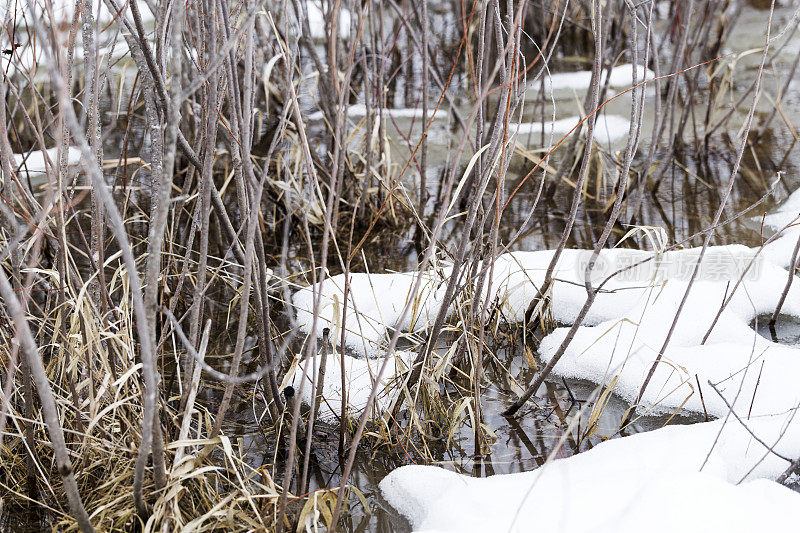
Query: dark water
755,314,800,347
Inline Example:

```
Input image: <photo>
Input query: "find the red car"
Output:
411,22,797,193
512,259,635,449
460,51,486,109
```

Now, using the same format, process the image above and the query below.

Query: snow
381,412,800,533
2,39,134,80
374,190,800,532
11,147,82,176
289,349,414,421
293,267,451,356
293,243,800,418
504,246,800,418
307,104,444,123
291,179,800,533
305,1,351,40
532,63,655,96
760,188,800,270
511,114,631,144
762,189,800,232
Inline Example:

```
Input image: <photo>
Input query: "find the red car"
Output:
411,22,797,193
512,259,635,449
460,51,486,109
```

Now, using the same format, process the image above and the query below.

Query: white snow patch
510,114,631,144
293,267,451,356
532,63,655,95
289,349,414,421
294,243,800,417
292,175,800,425
760,188,800,270
307,104,443,123
3,0,154,25
762,189,800,232
381,413,800,533
497,245,800,418
305,1,351,40
11,147,82,176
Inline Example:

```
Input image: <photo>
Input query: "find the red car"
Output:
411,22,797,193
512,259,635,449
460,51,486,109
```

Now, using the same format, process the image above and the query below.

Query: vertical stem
0,268,94,532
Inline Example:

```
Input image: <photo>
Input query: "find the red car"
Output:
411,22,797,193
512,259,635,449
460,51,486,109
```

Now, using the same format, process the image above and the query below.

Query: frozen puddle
381,413,800,532
754,314,800,346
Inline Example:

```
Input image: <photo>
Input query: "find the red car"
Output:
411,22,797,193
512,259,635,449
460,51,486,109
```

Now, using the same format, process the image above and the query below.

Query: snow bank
293,267,451,356
761,188,800,270
381,412,800,533
290,349,414,421
532,63,655,96
293,243,800,417
292,178,800,420
511,114,631,144
500,245,800,418
762,189,800,232
12,147,82,176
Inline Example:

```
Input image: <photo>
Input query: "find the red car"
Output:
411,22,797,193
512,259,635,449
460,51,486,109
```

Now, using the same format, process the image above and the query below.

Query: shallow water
755,314,800,347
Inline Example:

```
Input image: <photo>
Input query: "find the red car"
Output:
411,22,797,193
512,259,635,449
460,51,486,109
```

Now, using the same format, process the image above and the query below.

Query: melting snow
307,104,445,123
510,114,632,144
381,412,800,532
289,349,414,421
531,63,655,96
293,267,451,356
11,147,82,177
293,239,800,418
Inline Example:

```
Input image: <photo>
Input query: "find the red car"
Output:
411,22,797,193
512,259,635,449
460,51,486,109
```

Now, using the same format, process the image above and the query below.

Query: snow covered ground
293,239,800,419
762,188,800,270
381,413,800,532
293,266,452,356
